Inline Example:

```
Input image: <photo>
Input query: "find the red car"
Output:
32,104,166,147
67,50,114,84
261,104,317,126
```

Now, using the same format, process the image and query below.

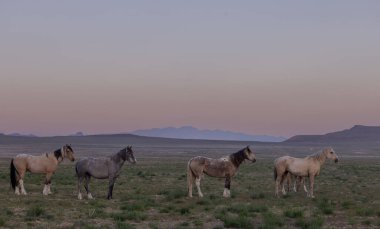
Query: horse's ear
246,145,250,151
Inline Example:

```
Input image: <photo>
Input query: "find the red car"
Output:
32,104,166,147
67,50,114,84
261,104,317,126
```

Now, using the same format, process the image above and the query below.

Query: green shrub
0,218,5,227
179,207,190,215
295,217,324,229
26,205,45,218
317,198,334,215
117,222,136,229
361,219,371,226
222,215,252,229
341,201,353,209
284,208,303,218
259,213,284,229
251,192,266,199
125,211,147,221
356,208,375,216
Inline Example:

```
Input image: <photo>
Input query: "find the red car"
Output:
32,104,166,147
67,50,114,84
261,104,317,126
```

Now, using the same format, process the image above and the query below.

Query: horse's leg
293,176,298,192
275,171,282,197
19,170,27,195
195,177,203,198
77,176,83,200
309,175,315,198
14,171,21,195
286,174,291,193
280,173,287,195
187,165,195,198
302,177,308,193
84,175,93,199
43,173,53,195
223,176,231,198
107,177,116,200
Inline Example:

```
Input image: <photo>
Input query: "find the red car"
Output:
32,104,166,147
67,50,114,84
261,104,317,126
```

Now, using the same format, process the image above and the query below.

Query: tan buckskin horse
10,145,75,195
187,146,256,198
274,147,339,198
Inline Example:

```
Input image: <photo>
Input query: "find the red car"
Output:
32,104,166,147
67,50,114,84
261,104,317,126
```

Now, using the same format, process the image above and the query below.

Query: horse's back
76,157,110,179
12,154,29,171
284,157,311,177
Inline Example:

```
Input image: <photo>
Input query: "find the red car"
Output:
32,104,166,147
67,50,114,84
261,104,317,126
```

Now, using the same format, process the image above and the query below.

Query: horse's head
63,144,75,162
244,146,256,163
124,145,137,164
324,147,338,163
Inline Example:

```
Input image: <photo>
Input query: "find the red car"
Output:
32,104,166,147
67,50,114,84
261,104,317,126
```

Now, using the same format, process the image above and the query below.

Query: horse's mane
114,148,127,161
308,150,326,163
54,149,62,160
229,148,247,168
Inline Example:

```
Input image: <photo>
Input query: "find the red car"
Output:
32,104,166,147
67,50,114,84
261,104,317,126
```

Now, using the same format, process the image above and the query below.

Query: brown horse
10,144,75,195
187,146,256,198
274,147,339,198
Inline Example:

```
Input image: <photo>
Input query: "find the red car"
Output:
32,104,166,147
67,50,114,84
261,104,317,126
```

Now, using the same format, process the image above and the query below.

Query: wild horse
187,146,256,198
10,144,75,195
75,146,136,200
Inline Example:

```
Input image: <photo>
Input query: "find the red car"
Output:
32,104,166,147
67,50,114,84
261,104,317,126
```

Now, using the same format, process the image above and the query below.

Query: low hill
285,125,380,143
131,126,285,142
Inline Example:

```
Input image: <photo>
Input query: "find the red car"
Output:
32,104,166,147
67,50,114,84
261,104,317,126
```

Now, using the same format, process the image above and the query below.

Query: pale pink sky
0,1,379,137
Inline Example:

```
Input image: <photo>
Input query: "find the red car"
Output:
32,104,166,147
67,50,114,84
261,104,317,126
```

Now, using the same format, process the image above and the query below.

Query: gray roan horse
187,146,256,198
75,146,136,200
10,145,75,195
274,147,339,198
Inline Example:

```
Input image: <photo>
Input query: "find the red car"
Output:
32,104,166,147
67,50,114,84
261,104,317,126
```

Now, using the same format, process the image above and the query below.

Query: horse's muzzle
334,158,338,163
251,159,256,163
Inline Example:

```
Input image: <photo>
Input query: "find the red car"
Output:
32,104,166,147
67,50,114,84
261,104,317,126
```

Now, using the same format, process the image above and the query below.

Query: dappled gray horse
187,146,256,198
75,146,136,200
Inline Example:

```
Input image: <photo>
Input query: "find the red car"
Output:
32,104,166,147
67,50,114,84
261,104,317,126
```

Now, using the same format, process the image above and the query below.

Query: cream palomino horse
283,174,308,194
274,147,338,198
10,145,75,195
187,146,256,198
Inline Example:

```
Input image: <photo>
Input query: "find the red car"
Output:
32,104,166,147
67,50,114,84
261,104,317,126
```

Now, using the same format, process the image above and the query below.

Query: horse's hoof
88,193,93,199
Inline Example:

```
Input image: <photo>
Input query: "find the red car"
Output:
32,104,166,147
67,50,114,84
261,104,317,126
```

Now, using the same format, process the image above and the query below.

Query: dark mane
67,145,73,152
115,148,127,161
54,149,62,160
229,148,247,168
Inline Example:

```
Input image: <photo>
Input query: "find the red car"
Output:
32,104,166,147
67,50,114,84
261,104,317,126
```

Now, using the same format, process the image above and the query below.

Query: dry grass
0,145,379,228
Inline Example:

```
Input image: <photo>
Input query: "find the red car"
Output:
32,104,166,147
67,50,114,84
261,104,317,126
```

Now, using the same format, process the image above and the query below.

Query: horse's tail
187,160,196,190
10,159,18,190
273,167,277,181
75,161,81,178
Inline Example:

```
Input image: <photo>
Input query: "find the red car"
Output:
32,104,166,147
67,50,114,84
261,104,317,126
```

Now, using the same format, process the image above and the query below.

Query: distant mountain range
3,125,379,144
130,126,286,142
285,125,380,143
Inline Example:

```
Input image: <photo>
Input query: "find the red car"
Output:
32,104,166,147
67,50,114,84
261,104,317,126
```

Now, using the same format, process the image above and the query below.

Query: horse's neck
313,152,326,166
229,151,245,168
47,152,61,164
111,153,125,168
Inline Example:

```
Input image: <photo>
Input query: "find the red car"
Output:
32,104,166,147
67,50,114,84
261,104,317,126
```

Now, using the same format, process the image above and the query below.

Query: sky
0,1,379,137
